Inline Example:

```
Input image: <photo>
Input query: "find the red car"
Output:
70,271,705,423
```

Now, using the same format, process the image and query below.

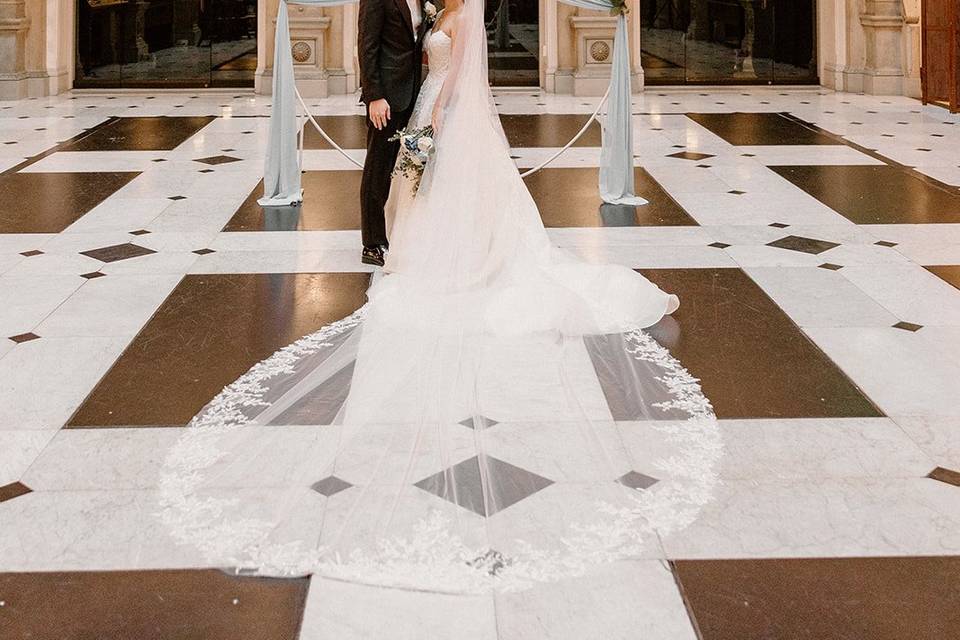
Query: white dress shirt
406,0,422,40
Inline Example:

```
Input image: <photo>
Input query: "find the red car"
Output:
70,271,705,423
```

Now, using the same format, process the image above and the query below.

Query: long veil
159,0,721,594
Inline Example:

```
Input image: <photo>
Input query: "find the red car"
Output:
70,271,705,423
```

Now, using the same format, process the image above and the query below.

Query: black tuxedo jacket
358,0,430,112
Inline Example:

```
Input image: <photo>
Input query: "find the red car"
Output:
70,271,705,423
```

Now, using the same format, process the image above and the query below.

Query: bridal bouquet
389,125,435,194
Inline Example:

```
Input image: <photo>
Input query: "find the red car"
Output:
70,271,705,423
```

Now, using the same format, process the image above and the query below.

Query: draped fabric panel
260,0,642,206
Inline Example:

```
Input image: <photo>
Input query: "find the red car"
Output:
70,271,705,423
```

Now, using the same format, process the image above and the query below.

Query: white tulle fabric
159,0,719,594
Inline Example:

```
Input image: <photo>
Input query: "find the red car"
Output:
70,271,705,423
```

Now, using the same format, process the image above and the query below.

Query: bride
162,0,718,594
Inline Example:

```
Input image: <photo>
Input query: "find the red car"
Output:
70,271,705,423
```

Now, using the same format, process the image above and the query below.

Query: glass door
486,0,540,86
639,0,817,85
75,0,257,88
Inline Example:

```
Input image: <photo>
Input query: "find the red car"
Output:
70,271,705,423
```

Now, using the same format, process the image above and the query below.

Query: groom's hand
369,99,391,130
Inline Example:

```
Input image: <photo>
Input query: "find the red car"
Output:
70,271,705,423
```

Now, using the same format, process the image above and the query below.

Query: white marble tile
0,274,84,336
892,416,960,470
804,326,960,417
546,226,713,247
840,264,960,325
35,274,181,338
663,478,960,559
298,577,498,640
2,251,103,277
744,267,899,327
0,429,55,485
619,418,932,481
495,560,698,640
62,197,172,234
0,487,308,571
736,144,883,166
0,336,129,429
566,243,737,268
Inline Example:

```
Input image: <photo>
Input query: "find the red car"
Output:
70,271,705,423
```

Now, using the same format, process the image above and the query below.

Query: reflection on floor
1,88,960,639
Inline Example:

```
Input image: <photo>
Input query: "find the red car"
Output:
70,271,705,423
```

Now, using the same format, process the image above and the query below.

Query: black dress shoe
361,245,386,267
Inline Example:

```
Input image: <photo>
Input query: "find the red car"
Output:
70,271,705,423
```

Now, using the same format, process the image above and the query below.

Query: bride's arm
431,16,462,133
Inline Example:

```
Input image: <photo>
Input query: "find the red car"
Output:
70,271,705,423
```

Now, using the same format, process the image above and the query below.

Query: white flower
423,1,437,19
416,136,434,153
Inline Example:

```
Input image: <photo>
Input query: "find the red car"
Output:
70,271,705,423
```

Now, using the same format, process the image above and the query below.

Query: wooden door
922,0,959,111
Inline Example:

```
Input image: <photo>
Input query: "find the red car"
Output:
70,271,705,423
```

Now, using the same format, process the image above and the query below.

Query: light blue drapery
260,0,643,206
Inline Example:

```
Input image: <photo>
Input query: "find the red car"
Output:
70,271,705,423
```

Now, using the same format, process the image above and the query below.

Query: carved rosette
291,40,314,65
588,40,611,64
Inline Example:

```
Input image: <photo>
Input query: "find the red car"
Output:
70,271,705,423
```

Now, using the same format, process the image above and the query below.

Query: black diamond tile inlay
874,240,898,248
617,471,659,490
8,332,40,343
192,248,216,255
818,263,844,271
19,249,43,257
892,321,923,332
129,229,150,236
194,155,242,165
769,222,790,228
311,476,352,497
168,195,186,201
80,243,156,263
667,151,715,161
728,190,746,195
458,415,499,430
80,271,106,279
708,242,731,249
0,481,32,503
767,235,840,255
928,466,960,487
415,456,553,517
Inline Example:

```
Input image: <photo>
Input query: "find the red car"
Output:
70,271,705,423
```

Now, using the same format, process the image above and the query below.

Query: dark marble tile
673,557,960,640
498,114,602,147
225,172,362,231
767,235,840,255
80,243,156,263
522,167,697,227
770,165,960,224
638,268,882,419
666,151,715,161
415,455,554,517
8,332,39,343
230,167,696,231
311,475,353,497
301,115,369,150
0,481,32,503
0,172,140,233
818,262,844,271
928,466,960,487
0,569,310,640
61,116,216,151
926,265,960,291
687,112,841,145
194,154,242,165
616,470,658,490
68,273,370,428
298,114,602,150
893,321,923,332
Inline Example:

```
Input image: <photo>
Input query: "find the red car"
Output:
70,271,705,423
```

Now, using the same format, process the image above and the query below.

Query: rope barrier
293,85,611,178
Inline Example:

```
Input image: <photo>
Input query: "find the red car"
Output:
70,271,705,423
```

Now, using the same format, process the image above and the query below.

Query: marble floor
1,87,960,639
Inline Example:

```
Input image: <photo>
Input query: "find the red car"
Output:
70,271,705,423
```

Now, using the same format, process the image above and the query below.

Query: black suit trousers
360,102,413,248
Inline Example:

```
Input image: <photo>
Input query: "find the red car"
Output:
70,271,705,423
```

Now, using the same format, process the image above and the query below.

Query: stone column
859,0,905,94
0,0,30,99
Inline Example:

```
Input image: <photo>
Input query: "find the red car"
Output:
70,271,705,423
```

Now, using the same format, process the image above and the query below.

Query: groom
358,0,431,267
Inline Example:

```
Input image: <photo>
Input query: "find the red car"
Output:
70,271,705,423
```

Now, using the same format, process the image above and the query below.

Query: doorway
638,0,818,85
486,0,540,86
75,0,258,88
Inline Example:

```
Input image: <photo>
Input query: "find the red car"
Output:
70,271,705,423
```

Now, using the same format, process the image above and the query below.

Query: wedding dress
159,1,719,594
